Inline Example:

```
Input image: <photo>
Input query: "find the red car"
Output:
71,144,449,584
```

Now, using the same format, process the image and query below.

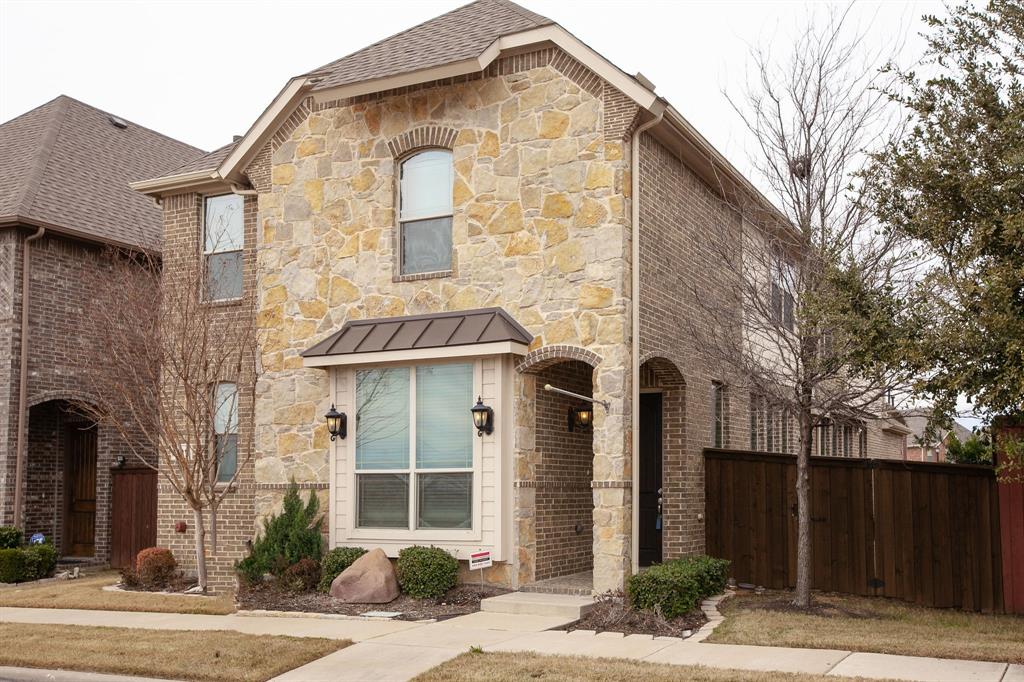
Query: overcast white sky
2,0,944,177
3,0,976,426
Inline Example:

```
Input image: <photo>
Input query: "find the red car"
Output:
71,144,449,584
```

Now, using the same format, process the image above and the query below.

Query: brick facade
0,229,155,561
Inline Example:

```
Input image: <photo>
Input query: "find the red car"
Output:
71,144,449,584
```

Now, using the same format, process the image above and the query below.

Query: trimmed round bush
626,555,730,619
318,547,368,592
135,547,177,589
22,543,56,580
0,526,22,550
396,545,458,599
279,557,321,593
0,548,27,583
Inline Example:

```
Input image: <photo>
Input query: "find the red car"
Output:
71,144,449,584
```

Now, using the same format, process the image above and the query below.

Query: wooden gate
705,449,1008,612
110,468,157,569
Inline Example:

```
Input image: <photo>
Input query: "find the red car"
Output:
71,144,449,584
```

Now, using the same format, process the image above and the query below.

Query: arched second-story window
399,149,453,276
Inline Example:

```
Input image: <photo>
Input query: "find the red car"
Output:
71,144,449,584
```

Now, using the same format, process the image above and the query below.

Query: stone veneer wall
533,360,594,580
253,47,638,591
637,132,747,561
0,231,152,563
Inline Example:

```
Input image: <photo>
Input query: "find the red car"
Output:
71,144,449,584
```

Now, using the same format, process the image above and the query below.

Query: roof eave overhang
129,170,224,197
0,215,159,254
302,340,529,368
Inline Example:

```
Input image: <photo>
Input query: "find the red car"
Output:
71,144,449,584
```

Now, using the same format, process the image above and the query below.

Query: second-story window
399,150,453,275
771,252,795,332
204,194,244,300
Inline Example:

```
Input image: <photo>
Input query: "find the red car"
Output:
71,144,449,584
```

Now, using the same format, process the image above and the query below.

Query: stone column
512,371,538,588
591,346,632,593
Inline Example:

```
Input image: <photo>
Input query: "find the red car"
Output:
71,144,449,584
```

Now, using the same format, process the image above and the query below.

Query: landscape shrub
0,548,27,583
279,557,322,593
135,547,177,589
626,555,730,619
236,482,323,586
22,543,56,580
396,545,458,599
318,547,368,592
0,526,22,549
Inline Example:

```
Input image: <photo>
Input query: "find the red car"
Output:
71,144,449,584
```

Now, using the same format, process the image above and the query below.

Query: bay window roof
302,307,533,366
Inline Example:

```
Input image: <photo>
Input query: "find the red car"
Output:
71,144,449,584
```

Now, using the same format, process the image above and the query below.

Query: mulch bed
557,592,707,638
237,582,510,621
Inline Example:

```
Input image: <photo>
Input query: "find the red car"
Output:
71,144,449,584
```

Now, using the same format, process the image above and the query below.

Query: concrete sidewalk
2,606,1019,682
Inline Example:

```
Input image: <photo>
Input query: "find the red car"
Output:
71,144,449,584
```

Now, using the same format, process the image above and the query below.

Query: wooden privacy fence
704,449,1008,612
110,468,157,569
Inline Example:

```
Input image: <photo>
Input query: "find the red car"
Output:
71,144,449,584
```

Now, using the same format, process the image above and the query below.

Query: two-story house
134,0,903,593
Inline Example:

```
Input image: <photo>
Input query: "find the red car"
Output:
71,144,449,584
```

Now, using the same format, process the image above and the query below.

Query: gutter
13,225,45,527
630,104,664,574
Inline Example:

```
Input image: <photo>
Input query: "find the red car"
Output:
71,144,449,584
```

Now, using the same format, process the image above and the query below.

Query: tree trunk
794,413,813,608
192,507,208,592
209,504,218,555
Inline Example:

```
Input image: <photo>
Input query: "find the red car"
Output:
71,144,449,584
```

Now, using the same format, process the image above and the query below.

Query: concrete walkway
1,606,1019,682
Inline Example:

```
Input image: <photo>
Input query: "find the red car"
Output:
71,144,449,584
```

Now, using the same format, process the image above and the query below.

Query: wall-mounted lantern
114,455,127,468
568,405,594,432
325,404,347,441
471,396,494,436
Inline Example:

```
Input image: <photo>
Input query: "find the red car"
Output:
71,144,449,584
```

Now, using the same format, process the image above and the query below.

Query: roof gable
306,0,553,90
0,96,203,250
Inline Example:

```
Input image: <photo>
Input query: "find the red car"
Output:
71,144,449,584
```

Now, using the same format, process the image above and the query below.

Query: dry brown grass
0,571,236,615
414,652,882,682
710,591,1024,664
0,622,346,682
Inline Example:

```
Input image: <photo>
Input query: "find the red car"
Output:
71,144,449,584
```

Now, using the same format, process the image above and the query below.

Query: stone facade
251,48,636,592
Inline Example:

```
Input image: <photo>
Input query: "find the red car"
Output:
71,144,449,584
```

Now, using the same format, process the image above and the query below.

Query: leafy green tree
869,1,1024,422
945,432,993,465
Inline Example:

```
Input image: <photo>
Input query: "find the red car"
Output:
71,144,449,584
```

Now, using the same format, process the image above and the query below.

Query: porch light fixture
568,405,594,432
471,396,494,436
325,404,347,441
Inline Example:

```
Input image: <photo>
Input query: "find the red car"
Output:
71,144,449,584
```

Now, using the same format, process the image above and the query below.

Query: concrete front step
480,592,596,620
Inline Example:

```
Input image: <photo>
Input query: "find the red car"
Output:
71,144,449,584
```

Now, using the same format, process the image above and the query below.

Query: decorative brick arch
387,125,458,158
516,345,603,374
27,390,104,411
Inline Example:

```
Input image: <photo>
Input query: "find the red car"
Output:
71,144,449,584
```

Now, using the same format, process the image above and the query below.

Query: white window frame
398,149,455,277
202,193,244,302
212,381,238,484
346,358,483,543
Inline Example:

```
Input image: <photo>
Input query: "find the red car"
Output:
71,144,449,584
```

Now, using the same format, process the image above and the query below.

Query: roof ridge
15,96,69,217
54,95,206,156
494,0,550,26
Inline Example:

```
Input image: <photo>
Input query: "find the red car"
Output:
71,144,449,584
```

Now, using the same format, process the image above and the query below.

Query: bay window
355,362,474,531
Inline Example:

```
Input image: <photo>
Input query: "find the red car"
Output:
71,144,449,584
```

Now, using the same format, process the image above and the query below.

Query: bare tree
691,8,920,608
76,243,259,592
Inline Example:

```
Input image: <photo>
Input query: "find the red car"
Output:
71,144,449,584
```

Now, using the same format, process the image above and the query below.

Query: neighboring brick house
0,96,200,563
902,408,972,462
134,0,905,593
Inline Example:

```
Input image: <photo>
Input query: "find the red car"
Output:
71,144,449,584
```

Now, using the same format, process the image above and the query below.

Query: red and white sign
469,550,492,571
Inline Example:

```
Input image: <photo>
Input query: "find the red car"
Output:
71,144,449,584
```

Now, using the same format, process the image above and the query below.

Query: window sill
393,270,452,283
204,297,244,308
345,527,480,543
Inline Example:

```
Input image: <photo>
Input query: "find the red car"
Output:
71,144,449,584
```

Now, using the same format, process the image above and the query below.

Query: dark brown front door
639,392,663,566
64,423,97,557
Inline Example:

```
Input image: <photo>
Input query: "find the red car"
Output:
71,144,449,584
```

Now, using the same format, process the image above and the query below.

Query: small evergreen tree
237,482,323,583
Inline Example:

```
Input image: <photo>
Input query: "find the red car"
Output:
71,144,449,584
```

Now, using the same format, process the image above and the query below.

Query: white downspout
630,107,663,574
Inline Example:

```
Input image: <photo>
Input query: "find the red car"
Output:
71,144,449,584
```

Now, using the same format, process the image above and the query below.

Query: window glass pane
712,383,723,448
216,434,237,482
357,474,409,528
204,194,244,253
356,368,410,469
213,383,238,435
402,217,452,274
416,363,473,468
417,473,471,529
400,150,452,221
207,251,243,300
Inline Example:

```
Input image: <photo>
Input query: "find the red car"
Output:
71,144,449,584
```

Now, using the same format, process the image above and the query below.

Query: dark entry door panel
639,392,663,566
64,424,97,557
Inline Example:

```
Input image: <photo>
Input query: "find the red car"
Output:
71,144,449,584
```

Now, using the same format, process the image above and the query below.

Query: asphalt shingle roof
0,95,203,250
305,0,553,90
169,140,239,175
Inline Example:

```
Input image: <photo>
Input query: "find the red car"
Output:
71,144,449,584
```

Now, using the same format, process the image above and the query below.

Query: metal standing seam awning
301,307,534,367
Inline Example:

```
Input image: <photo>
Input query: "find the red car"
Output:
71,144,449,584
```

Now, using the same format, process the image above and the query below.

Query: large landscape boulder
330,548,399,603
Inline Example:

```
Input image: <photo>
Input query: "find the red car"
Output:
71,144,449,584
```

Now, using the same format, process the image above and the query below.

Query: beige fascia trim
496,25,658,110
217,76,313,183
129,169,220,195
302,341,529,368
